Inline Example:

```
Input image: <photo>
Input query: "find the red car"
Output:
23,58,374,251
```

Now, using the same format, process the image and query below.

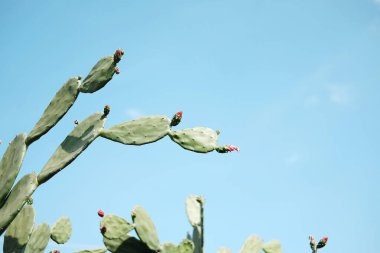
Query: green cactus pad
79,56,117,93
178,239,195,253
0,172,38,235
0,133,27,206
216,247,232,253
262,240,282,253
185,195,203,227
3,205,35,253
26,77,81,145
103,235,153,253
100,116,171,145
131,206,160,251
192,226,202,253
161,243,178,253
239,235,263,253
24,223,51,253
73,249,107,253
38,112,106,184
169,127,219,153
100,214,134,240
50,217,72,244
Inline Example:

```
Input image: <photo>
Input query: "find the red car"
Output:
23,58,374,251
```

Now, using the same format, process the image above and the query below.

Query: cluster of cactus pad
0,48,327,252
0,49,238,251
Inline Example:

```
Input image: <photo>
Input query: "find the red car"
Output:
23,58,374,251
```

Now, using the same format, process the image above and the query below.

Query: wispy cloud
327,85,350,106
286,152,302,165
126,108,144,119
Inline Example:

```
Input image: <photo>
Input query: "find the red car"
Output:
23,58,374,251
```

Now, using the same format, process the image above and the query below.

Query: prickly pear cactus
50,217,72,244
0,48,239,252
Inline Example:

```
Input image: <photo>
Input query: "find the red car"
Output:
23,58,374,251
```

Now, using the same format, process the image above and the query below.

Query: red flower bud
100,225,107,234
114,49,124,63
227,145,240,152
317,236,328,249
115,67,120,75
170,111,183,127
98,210,104,217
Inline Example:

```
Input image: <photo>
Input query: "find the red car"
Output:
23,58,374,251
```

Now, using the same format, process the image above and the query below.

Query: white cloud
286,152,301,165
327,85,350,105
125,108,143,119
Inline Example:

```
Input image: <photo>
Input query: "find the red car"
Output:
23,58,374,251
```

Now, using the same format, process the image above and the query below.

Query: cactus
24,223,51,253
0,49,238,241
50,217,72,244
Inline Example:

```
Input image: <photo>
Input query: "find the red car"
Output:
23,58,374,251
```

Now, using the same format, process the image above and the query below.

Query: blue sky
0,0,380,252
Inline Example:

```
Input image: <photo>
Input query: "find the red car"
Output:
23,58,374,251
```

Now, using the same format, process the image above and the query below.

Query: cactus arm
131,206,160,251
0,134,28,206
3,205,35,253
37,111,106,185
239,235,263,253
23,223,51,253
186,195,204,253
161,243,178,253
178,239,195,253
100,214,134,240
169,128,219,153
100,116,171,145
262,240,282,253
50,217,72,244
73,249,107,253
0,172,38,235
26,77,81,145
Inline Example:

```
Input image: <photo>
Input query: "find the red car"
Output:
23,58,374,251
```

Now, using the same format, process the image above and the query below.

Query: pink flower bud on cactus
227,145,240,152
309,235,316,249
52,250,60,253
216,144,240,153
104,105,111,116
114,49,124,63
114,66,120,75
170,111,183,127
98,210,104,217
317,236,328,249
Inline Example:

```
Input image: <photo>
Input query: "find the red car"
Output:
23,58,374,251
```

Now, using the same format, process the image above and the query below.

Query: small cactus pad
100,214,134,239
50,217,72,244
3,205,35,253
178,239,195,253
131,206,160,251
79,53,121,93
26,77,81,145
185,195,203,227
161,243,178,253
169,127,219,153
38,112,106,184
0,133,27,205
103,236,153,253
216,247,232,253
0,172,38,235
24,223,51,253
100,116,171,145
73,249,107,253
192,226,202,253
262,240,282,253
239,235,263,253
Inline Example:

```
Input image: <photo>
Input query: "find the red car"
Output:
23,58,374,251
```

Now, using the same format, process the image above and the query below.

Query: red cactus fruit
98,210,104,217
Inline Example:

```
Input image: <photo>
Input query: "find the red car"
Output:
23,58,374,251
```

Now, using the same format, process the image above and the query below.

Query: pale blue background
1,0,379,252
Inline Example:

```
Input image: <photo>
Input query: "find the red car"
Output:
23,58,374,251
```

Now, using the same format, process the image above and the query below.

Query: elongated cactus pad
100,116,171,145
239,235,263,253
79,53,121,93
161,243,178,253
169,127,219,153
262,240,282,253
26,77,81,145
73,249,107,253
216,247,232,253
185,195,203,227
100,214,134,239
0,133,27,206
178,239,195,253
0,172,38,235
50,217,72,244
24,223,50,253
131,206,160,251
103,236,153,253
3,205,35,253
38,112,106,184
